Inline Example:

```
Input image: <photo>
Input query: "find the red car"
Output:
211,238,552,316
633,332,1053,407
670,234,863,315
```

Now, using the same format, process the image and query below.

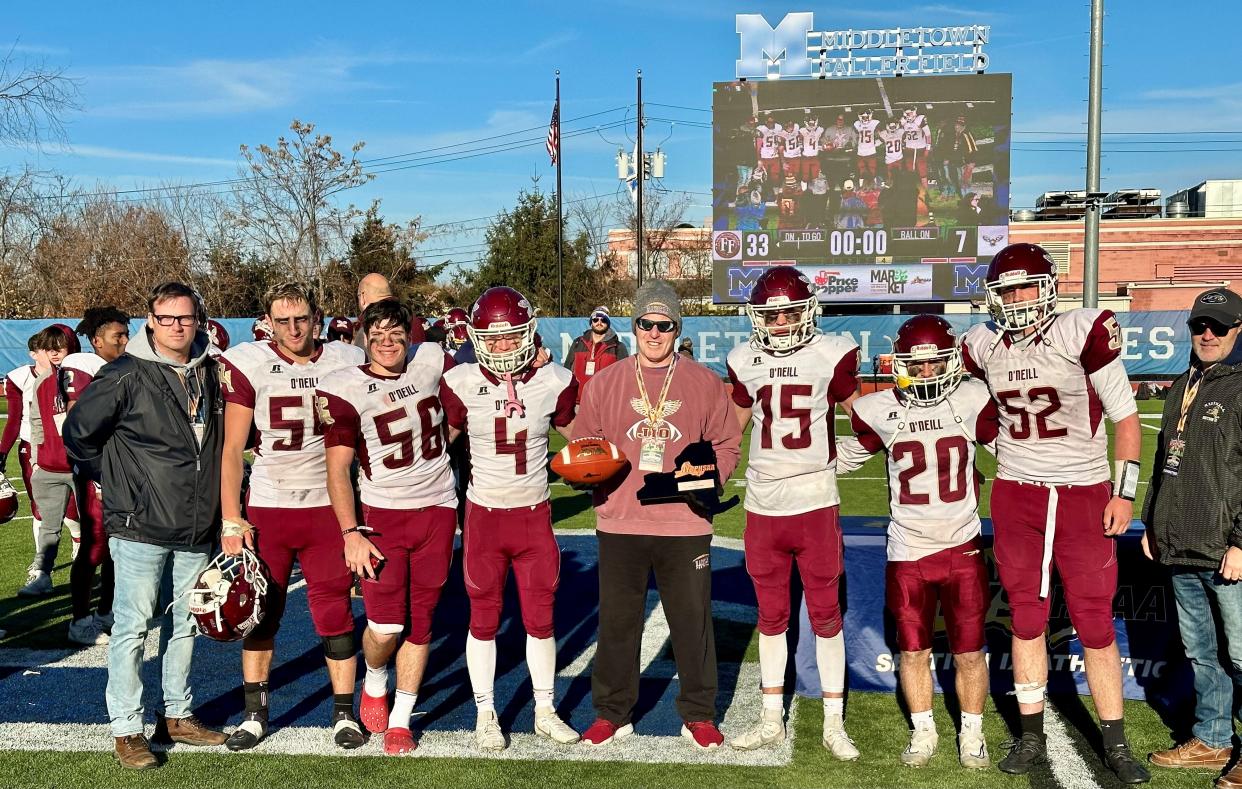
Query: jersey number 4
891,435,970,505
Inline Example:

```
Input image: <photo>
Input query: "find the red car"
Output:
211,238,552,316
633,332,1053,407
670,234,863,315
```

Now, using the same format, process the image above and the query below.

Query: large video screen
711,73,1011,303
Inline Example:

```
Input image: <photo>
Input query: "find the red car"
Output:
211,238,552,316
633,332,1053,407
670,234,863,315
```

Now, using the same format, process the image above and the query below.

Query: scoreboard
711,73,1011,304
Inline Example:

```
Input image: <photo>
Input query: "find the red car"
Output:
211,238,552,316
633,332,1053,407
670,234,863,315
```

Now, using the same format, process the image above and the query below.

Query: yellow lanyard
1175,367,1204,437
633,354,678,426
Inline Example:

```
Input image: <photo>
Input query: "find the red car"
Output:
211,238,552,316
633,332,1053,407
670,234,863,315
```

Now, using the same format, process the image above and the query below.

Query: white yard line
1044,702,1101,789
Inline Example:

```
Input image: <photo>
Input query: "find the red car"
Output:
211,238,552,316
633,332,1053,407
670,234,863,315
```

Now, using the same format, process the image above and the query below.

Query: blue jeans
105,537,211,738
1170,568,1242,749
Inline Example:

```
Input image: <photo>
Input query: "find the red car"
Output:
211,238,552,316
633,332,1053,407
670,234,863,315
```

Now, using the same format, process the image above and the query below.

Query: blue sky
2,1,1240,269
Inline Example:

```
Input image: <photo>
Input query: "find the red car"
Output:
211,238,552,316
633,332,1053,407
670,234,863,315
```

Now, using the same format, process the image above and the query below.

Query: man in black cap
1143,287,1242,787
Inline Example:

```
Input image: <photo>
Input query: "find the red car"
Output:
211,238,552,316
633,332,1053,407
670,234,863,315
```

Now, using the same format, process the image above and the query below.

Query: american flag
546,102,559,166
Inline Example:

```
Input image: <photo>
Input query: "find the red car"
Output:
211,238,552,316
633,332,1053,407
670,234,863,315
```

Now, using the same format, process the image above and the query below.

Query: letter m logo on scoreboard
736,13,815,78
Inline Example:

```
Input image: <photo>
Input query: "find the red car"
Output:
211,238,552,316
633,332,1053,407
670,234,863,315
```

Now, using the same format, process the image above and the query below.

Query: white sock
467,634,497,712
364,662,388,697
823,697,844,717
758,632,787,689
64,518,80,541
31,519,41,554
911,710,935,730
815,632,846,695
526,635,556,710
388,690,416,730
960,711,983,733
762,693,783,712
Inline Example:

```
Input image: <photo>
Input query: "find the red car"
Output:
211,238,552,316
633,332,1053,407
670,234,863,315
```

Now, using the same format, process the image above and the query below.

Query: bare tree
231,120,374,296
0,44,81,147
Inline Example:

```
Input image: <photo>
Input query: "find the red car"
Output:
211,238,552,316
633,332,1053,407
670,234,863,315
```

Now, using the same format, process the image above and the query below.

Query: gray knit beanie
631,280,682,333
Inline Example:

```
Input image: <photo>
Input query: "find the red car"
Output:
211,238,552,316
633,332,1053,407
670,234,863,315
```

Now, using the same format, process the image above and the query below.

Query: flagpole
555,70,564,317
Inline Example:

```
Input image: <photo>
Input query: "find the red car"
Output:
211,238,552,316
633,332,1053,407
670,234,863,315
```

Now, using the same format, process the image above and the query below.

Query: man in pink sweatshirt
573,280,742,751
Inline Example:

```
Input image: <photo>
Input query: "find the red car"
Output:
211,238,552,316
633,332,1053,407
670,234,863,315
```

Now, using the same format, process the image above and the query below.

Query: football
551,437,627,485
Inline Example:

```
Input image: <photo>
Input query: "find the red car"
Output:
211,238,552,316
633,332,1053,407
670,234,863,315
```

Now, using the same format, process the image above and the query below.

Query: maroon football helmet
206,319,230,352
252,317,273,341
746,266,820,353
0,478,17,524
326,316,354,342
984,243,1058,332
444,307,470,350
891,315,963,406
468,287,538,374
51,323,81,355
188,549,270,642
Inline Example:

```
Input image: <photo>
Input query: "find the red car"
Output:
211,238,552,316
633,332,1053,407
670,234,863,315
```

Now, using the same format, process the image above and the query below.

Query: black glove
636,440,738,516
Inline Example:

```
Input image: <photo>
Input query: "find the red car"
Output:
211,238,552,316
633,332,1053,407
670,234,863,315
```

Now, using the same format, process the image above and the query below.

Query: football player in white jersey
798,114,824,191
439,286,580,751
959,243,1148,784
780,116,802,182
755,114,784,185
217,282,368,751
854,109,881,188
317,298,458,756
878,120,905,188
901,107,932,189
724,267,861,759
837,315,998,770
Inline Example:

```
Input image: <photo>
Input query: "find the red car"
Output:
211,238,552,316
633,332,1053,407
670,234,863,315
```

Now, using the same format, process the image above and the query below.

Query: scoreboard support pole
1083,0,1104,309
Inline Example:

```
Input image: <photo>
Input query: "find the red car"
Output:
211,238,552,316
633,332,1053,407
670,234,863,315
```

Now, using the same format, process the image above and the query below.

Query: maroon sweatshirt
571,355,741,536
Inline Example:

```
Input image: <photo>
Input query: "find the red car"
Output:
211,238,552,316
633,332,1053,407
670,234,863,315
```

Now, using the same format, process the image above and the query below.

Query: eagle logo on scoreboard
977,225,1009,256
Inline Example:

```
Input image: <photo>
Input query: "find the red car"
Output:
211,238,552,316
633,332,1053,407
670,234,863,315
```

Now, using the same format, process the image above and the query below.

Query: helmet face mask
468,288,538,375
859,110,872,122
188,549,270,642
746,268,820,354
984,244,1060,333
892,316,963,406
0,478,17,524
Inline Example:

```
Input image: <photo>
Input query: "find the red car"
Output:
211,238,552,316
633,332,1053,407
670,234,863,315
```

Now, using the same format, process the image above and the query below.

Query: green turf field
0,400,1202,789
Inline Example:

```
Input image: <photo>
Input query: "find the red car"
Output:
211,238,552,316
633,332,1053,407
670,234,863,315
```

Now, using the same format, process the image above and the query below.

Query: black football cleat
1104,743,1151,784
333,712,367,750
225,714,268,752
997,732,1048,775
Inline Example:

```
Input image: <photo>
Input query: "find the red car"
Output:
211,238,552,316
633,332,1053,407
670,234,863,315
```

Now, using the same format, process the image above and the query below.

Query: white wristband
1113,460,1140,501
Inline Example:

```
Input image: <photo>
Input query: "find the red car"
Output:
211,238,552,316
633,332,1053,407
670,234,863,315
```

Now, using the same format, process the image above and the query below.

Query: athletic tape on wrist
221,517,253,539
1113,460,1140,501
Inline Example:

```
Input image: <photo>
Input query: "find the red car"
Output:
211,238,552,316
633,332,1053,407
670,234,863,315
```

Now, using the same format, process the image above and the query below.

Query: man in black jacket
1143,287,1242,786
65,281,227,770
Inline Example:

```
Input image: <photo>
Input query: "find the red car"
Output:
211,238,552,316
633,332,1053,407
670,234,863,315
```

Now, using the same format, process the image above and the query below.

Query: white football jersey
757,124,782,159
800,125,824,157
839,379,998,561
62,352,105,378
220,340,366,508
854,119,880,156
441,362,576,509
317,342,456,510
6,365,37,444
781,126,802,158
961,309,1137,485
879,129,904,164
727,334,860,515
901,116,929,149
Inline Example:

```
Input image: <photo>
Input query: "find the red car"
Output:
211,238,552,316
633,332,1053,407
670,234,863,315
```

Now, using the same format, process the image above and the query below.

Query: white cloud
61,144,234,167
520,32,578,61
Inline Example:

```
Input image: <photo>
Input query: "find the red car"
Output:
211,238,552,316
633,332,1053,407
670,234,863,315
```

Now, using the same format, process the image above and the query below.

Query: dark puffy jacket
563,329,629,401
1143,362,1242,569
64,327,223,548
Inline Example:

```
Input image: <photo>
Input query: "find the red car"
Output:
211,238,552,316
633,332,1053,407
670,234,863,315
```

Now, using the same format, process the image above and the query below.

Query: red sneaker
580,718,634,746
360,690,388,734
681,720,723,750
383,727,416,756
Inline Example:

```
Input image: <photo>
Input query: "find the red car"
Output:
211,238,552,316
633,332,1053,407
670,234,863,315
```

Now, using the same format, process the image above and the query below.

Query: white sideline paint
1045,703,1099,789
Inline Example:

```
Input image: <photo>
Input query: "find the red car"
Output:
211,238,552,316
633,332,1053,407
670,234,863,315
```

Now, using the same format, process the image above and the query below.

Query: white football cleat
534,708,580,744
474,710,506,751
823,714,860,761
958,729,990,769
900,726,939,767
18,571,51,597
67,615,109,646
730,707,785,750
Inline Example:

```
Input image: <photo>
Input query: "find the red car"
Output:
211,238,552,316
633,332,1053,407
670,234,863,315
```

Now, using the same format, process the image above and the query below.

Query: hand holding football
551,437,627,486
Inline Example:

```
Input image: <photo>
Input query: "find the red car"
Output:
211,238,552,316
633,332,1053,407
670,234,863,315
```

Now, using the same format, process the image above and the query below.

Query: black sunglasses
590,317,608,323
636,317,676,333
1189,317,1240,336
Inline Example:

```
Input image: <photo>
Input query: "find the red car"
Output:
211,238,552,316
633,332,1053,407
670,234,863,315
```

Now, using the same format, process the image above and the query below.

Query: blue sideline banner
793,522,1191,704
0,310,1194,379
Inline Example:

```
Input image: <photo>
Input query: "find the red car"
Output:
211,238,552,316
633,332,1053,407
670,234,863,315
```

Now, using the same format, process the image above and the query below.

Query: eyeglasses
636,317,676,333
152,314,199,327
1189,317,1240,336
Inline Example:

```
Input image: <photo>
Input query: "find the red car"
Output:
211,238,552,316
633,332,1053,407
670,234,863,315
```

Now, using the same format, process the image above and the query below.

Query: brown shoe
113,734,158,770
1219,762,1242,789
163,714,227,747
1149,737,1231,769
